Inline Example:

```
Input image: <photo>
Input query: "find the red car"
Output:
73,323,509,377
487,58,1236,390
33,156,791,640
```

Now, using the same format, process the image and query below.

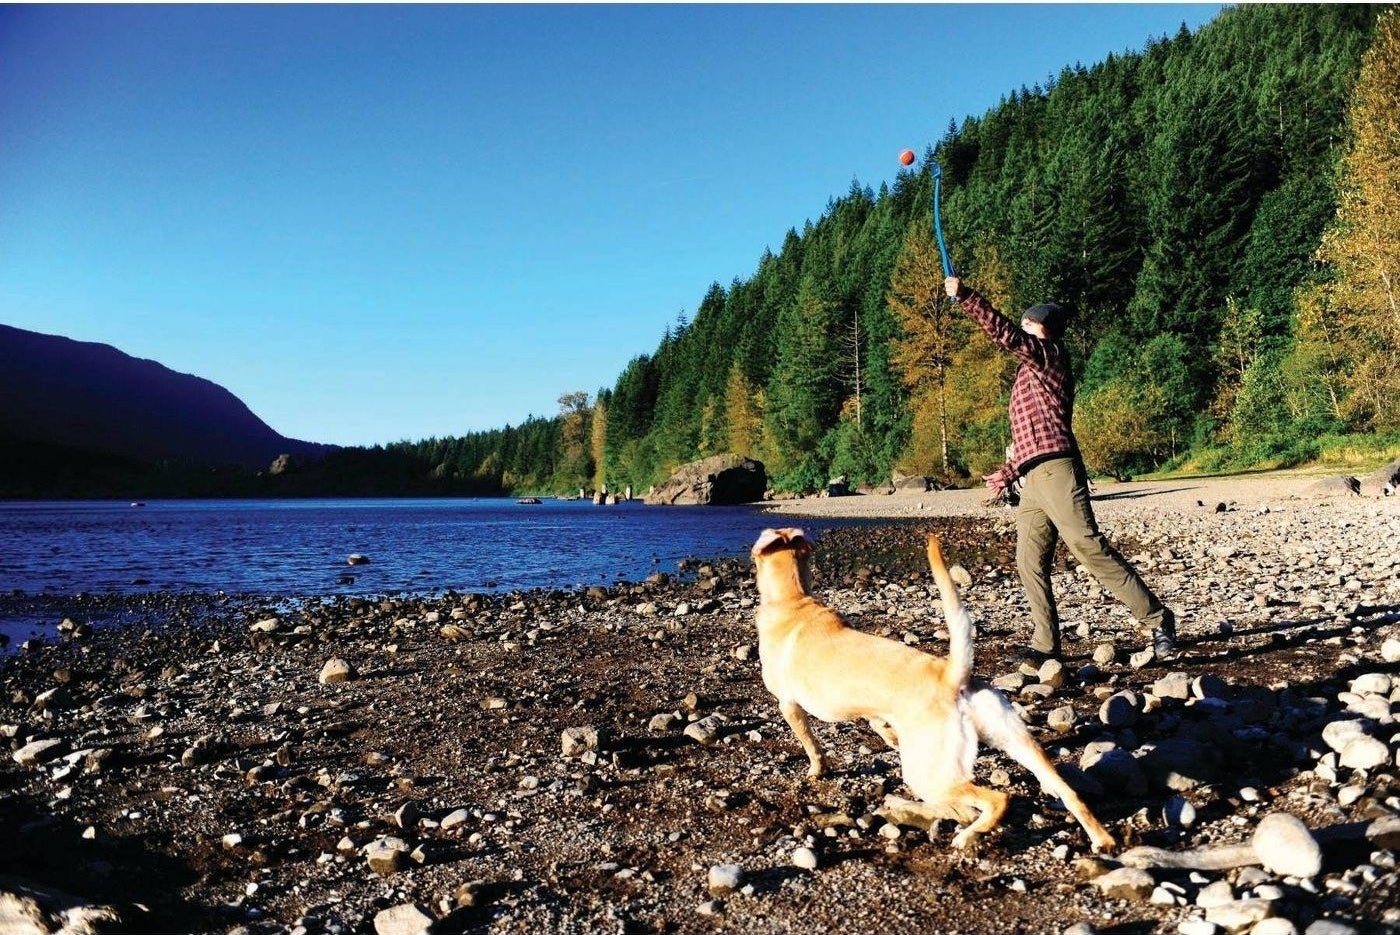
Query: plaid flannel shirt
957,289,1077,492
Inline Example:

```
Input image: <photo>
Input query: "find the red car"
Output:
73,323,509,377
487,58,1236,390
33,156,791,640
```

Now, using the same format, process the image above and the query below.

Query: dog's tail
927,535,975,691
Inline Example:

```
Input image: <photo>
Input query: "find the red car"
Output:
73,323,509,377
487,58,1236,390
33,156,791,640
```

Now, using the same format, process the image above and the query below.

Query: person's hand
944,276,961,300
981,472,1004,494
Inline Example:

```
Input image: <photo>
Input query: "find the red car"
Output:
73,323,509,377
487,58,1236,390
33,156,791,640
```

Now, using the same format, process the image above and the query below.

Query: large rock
644,455,767,506
1305,475,1360,498
1359,456,1400,497
891,471,931,492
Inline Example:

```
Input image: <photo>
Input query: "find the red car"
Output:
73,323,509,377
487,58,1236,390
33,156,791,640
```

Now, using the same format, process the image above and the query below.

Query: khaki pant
1016,457,1169,654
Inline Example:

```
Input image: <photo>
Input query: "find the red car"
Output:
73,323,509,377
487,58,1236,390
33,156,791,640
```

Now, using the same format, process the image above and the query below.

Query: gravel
1,472,1397,934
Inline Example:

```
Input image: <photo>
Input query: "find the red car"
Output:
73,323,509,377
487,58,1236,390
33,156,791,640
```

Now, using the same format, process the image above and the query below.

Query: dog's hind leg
779,699,828,778
943,782,1009,849
897,717,1005,848
867,717,900,751
966,688,1117,852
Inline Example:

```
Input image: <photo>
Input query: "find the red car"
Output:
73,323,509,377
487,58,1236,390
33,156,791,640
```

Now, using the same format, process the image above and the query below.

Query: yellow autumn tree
890,229,1020,480
722,363,763,459
1293,8,1400,432
554,391,591,493
888,225,963,475
944,238,1020,477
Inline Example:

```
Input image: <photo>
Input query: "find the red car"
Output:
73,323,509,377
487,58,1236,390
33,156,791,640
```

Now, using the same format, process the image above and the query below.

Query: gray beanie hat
1022,302,1066,336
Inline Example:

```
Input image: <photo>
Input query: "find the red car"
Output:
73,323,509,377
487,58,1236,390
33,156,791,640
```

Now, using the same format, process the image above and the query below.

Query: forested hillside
15,4,1391,501
378,4,1394,498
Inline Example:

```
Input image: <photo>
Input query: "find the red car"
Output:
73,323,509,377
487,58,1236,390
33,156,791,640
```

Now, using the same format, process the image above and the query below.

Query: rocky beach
3,470,1399,935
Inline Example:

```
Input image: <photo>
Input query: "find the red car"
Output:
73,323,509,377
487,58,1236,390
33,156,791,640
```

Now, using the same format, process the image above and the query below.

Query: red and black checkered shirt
958,289,1077,491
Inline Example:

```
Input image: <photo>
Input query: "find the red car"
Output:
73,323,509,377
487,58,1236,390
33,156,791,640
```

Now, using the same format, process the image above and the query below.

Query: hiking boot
1151,609,1178,659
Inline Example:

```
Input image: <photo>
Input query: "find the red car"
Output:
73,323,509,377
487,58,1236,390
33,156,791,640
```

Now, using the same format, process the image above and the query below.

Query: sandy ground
759,470,1387,523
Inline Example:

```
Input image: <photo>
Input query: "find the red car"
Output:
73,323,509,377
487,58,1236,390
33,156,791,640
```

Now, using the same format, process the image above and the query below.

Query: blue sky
0,3,1225,447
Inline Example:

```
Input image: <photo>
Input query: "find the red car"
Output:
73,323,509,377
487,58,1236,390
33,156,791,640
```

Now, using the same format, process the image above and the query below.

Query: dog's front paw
1089,831,1118,854
950,828,978,850
805,757,828,779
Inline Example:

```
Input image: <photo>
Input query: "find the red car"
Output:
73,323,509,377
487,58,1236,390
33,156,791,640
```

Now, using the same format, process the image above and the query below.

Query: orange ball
899,149,915,166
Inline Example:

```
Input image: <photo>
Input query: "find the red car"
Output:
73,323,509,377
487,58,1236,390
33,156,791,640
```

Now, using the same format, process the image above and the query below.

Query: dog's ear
752,528,785,558
752,528,812,558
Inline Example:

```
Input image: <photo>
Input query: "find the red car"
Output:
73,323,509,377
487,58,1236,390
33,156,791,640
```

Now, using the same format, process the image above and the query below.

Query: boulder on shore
1305,475,1360,498
891,472,931,492
644,455,767,506
1360,456,1400,497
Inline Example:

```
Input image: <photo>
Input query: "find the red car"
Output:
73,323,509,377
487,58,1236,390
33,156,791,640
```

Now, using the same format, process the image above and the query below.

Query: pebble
684,715,726,746
1178,919,1218,935
1152,672,1193,701
994,673,1027,692
1151,885,1183,906
1205,898,1274,932
1349,673,1391,695
1336,785,1364,807
1192,674,1230,700
1164,795,1198,828
1092,867,1156,901
12,738,65,766
1249,920,1298,935
1196,880,1235,908
792,847,819,870
318,658,355,685
561,725,602,757
372,903,433,935
707,864,744,896
1338,736,1388,771
1100,691,1139,727
648,712,681,732
364,837,410,875
1255,812,1323,879
1303,922,1359,935
1038,658,1067,689
1047,705,1077,733
1320,719,1368,754
1081,745,1147,795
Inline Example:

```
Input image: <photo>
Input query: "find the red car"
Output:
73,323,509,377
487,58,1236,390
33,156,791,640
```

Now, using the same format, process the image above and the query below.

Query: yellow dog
752,528,1115,851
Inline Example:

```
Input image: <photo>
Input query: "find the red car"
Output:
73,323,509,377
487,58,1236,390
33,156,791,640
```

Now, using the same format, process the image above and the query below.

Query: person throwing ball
945,275,1177,664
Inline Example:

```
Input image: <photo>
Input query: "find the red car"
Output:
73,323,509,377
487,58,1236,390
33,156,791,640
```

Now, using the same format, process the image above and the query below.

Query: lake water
0,497,861,599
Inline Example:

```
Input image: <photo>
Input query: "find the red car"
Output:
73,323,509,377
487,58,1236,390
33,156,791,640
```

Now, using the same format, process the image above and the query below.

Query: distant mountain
0,323,332,470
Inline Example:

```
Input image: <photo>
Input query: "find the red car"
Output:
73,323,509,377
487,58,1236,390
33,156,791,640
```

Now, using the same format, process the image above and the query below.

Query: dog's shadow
607,718,771,771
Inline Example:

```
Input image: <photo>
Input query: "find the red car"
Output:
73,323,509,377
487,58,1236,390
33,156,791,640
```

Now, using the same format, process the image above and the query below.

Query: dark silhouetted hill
0,323,332,471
